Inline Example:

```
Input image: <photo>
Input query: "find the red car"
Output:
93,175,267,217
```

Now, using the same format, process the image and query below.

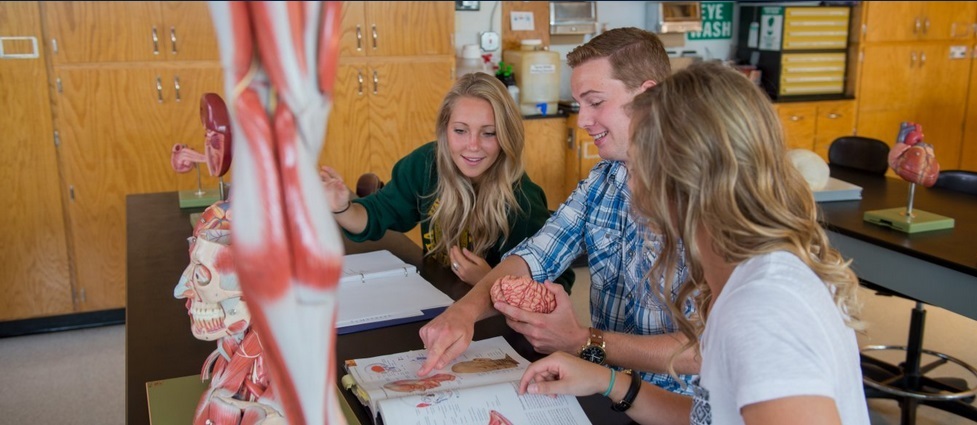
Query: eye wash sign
687,2,733,41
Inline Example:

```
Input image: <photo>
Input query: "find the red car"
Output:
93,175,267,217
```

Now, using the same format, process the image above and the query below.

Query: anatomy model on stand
205,2,346,424
175,201,287,424
865,121,954,233
171,93,234,204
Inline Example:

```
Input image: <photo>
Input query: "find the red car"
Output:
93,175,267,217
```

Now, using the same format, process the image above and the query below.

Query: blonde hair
428,72,525,259
628,62,863,376
566,27,671,90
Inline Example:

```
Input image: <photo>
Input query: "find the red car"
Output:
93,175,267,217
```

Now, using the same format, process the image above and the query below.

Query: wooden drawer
776,103,817,150
783,7,851,50
814,100,856,158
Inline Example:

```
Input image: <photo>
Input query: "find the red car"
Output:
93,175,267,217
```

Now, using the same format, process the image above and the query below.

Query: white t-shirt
690,251,869,425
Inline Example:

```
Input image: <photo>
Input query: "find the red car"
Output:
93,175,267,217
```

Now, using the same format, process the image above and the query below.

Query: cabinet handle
789,115,803,122
170,27,178,55
156,76,164,103
371,24,378,49
827,113,841,119
567,127,575,149
173,76,181,102
372,70,379,94
355,25,362,51
920,52,926,66
910,51,917,67
924,18,930,35
357,71,364,95
152,27,160,55
914,17,921,35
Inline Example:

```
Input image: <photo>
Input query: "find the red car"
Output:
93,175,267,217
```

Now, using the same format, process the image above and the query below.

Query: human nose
577,107,595,130
466,133,480,151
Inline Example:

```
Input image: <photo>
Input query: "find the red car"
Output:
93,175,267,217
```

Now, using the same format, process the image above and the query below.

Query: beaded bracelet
333,200,352,214
602,368,616,397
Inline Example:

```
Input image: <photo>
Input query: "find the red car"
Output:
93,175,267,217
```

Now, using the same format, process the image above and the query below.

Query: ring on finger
452,262,460,271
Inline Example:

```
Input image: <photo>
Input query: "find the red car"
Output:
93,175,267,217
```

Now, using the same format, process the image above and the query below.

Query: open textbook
342,336,591,425
338,250,454,334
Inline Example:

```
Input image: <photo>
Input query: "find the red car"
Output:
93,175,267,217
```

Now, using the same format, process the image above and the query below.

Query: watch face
580,345,606,365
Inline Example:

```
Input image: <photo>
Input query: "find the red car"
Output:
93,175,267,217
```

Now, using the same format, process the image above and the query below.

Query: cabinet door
564,114,601,197
863,2,922,43
0,1,73,321
814,100,856,160
57,67,177,312
920,2,977,41
368,59,453,181
858,45,917,112
775,103,816,150
913,43,971,168
160,1,220,61
365,2,454,57
961,58,977,171
524,118,569,210
338,2,368,58
321,63,373,184
42,2,165,64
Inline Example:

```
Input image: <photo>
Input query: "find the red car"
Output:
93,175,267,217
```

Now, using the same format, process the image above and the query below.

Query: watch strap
611,369,641,412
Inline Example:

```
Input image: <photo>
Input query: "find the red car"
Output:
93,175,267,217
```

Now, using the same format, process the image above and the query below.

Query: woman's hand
319,165,353,212
448,246,491,285
518,352,609,397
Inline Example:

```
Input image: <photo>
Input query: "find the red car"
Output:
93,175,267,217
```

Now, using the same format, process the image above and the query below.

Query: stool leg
903,302,926,390
900,398,918,425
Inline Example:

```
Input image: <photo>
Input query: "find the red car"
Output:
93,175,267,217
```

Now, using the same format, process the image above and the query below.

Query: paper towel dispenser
550,1,599,35
646,2,703,34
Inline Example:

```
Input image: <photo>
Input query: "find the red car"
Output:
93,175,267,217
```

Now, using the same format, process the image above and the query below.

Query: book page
341,250,416,284
377,381,591,425
344,336,530,413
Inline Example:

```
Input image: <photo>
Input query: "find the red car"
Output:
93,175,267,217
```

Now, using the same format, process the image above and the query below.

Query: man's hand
493,281,588,354
417,303,479,376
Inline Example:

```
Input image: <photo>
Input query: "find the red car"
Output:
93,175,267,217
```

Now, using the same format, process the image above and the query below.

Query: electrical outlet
480,31,500,52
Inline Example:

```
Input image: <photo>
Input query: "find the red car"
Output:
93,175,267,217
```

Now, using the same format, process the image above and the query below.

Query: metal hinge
69,185,75,201
51,38,58,54
56,77,63,93
54,131,60,147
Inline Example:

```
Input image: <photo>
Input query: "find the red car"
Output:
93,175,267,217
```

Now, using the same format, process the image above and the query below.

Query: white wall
454,1,739,101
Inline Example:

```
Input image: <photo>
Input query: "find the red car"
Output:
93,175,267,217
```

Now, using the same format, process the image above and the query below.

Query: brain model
787,149,830,191
490,275,556,314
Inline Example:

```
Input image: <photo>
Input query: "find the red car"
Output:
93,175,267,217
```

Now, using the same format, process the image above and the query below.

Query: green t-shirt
347,142,574,290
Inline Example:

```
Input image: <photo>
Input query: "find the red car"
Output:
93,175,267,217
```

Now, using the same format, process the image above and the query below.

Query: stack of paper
338,250,454,334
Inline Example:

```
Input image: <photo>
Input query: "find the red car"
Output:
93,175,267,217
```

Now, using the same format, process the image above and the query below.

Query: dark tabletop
126,191,634,425
820,166,977,278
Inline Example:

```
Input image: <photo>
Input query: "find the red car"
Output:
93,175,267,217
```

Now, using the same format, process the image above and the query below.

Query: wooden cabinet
855,2,976,170
54,64,223,312
32,1,224,316
338,2,453,58
563,113,602,199
41,1,219,64
0,2,73,321
775,100,855,160
863,2,976,43
321,1,455,185
962,64,977,171
523,117,569,210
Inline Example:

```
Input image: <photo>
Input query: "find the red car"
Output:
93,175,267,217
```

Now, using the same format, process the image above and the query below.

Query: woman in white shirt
517,61,870,425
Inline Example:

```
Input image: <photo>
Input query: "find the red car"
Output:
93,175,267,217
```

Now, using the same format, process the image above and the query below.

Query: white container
503,39,560,115
457,44,487,78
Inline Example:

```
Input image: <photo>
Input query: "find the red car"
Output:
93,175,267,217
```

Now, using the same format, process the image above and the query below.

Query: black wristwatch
579,327,607,365
611,369,641,412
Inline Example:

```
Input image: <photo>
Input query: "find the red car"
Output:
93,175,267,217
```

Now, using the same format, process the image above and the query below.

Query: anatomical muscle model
206,2,346,424
176,201,286,424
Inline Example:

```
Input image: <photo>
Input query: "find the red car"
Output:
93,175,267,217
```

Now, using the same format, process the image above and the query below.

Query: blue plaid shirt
506,160,696,395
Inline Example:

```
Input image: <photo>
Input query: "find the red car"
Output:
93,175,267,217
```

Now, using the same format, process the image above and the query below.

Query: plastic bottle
502,39,560,115
457,44,487,78
507,84,520,105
